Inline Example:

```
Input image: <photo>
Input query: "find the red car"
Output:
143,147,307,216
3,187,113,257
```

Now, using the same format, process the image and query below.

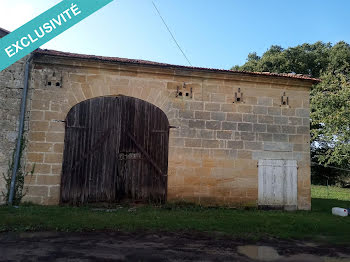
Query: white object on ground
332,207,348,217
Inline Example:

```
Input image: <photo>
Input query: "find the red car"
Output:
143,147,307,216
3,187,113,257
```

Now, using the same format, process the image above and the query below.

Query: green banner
0,0,114,72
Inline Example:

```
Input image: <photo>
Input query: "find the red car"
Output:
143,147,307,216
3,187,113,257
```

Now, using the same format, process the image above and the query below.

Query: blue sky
1,0,349,69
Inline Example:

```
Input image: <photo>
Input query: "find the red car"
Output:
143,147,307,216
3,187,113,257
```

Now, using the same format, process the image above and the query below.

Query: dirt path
0,231,349,261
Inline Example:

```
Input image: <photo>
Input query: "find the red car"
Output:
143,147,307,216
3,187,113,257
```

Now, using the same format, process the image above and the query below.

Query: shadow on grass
312,198,350,213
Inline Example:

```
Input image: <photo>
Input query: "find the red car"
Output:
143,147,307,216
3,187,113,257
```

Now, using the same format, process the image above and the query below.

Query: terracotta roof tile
35,49,320,83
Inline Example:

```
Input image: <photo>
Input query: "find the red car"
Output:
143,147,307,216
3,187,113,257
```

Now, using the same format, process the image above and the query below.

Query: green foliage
311,71,350,166
0,187,349,244
233,41,350,184
2,139,34,205
232,41,332,77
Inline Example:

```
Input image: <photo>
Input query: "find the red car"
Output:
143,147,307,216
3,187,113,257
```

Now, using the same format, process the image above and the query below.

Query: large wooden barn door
60,96,169,205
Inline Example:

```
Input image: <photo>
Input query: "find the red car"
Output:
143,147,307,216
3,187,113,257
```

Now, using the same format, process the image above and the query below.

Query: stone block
288,135,305,144
296,108,309,118
294,143,310,152
211,112,226,121
179,128,196,138
206,120,221,130
257,133,273,141
221,121,237,131
48,122,65,132
258,115,274,124
226,113,242,122
193,92,209,102
221,103,236,112
45,132,65,143
44,111,65,121
27,153,44,163
210,93,226,102
267,125,281,133
51,164,62,175
227,141,243,149
28,142,53,153
244,96,257,105
31,121,49,132
240,132,256,141
273,134,288,142
70,74,87,83
244,141,262,150
53,144,64,153
263,142,293,152
216,131,232,139
274,116,288,125
237,105,252,113
268,107,281,116
195,111,211,120
29,163,51,174
288,117,303,125
188,101,204,111
31,100,50,110
179,110,194,119
243,114,257,123
238,123,252,132
185,138,202,148
282,108,295,116
36,175,61,185
281,125,296,134
29,132,46,142
27,185,49,197
196,130,215,139
189,120,205,129
169,137,185,147
31,111,44,121
297,126,309,134
257,97,273,106
237,150,252,159
43,152,62,164
302,118,310,126
210,149,235,159
202,140,220,148
252,151,293,160
253,106,268,115
49,185,60,198
253,124,266,133
205,103,221,111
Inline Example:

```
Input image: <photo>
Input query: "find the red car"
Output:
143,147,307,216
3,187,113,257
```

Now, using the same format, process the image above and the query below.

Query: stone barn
0,28,318,210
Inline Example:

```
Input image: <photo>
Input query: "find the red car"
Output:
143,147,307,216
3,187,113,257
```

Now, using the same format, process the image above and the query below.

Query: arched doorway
60,96,169,205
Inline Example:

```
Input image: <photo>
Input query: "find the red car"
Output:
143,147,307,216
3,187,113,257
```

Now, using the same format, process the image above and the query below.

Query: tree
233,41,350,186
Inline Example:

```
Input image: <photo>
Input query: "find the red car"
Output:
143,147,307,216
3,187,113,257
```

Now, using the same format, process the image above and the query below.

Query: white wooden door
258,160,298,209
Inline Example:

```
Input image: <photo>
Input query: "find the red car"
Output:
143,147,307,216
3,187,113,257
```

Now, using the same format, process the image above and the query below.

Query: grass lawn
0,185,349,244
312,185,350,201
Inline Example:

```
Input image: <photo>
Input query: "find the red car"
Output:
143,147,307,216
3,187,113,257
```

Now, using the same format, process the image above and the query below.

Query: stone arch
60,95,170,204
64,79,174,121
25,71,175,205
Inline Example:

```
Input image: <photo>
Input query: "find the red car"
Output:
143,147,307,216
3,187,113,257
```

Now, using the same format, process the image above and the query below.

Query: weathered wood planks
60,96,169,205
258,159,298,210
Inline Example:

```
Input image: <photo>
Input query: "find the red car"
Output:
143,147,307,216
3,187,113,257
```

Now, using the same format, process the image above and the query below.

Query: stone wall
22,54,313,209
0,57,28,204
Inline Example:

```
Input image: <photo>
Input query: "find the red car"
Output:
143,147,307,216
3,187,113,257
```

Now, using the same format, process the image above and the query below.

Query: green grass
312,185,350,201
0,185,349,244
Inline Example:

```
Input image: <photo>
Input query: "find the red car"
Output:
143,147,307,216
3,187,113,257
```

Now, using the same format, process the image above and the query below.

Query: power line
152,1,193,66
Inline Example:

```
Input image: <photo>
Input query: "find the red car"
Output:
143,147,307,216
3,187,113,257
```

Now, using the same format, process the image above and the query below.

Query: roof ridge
0,27,11,34
35,49,320,83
